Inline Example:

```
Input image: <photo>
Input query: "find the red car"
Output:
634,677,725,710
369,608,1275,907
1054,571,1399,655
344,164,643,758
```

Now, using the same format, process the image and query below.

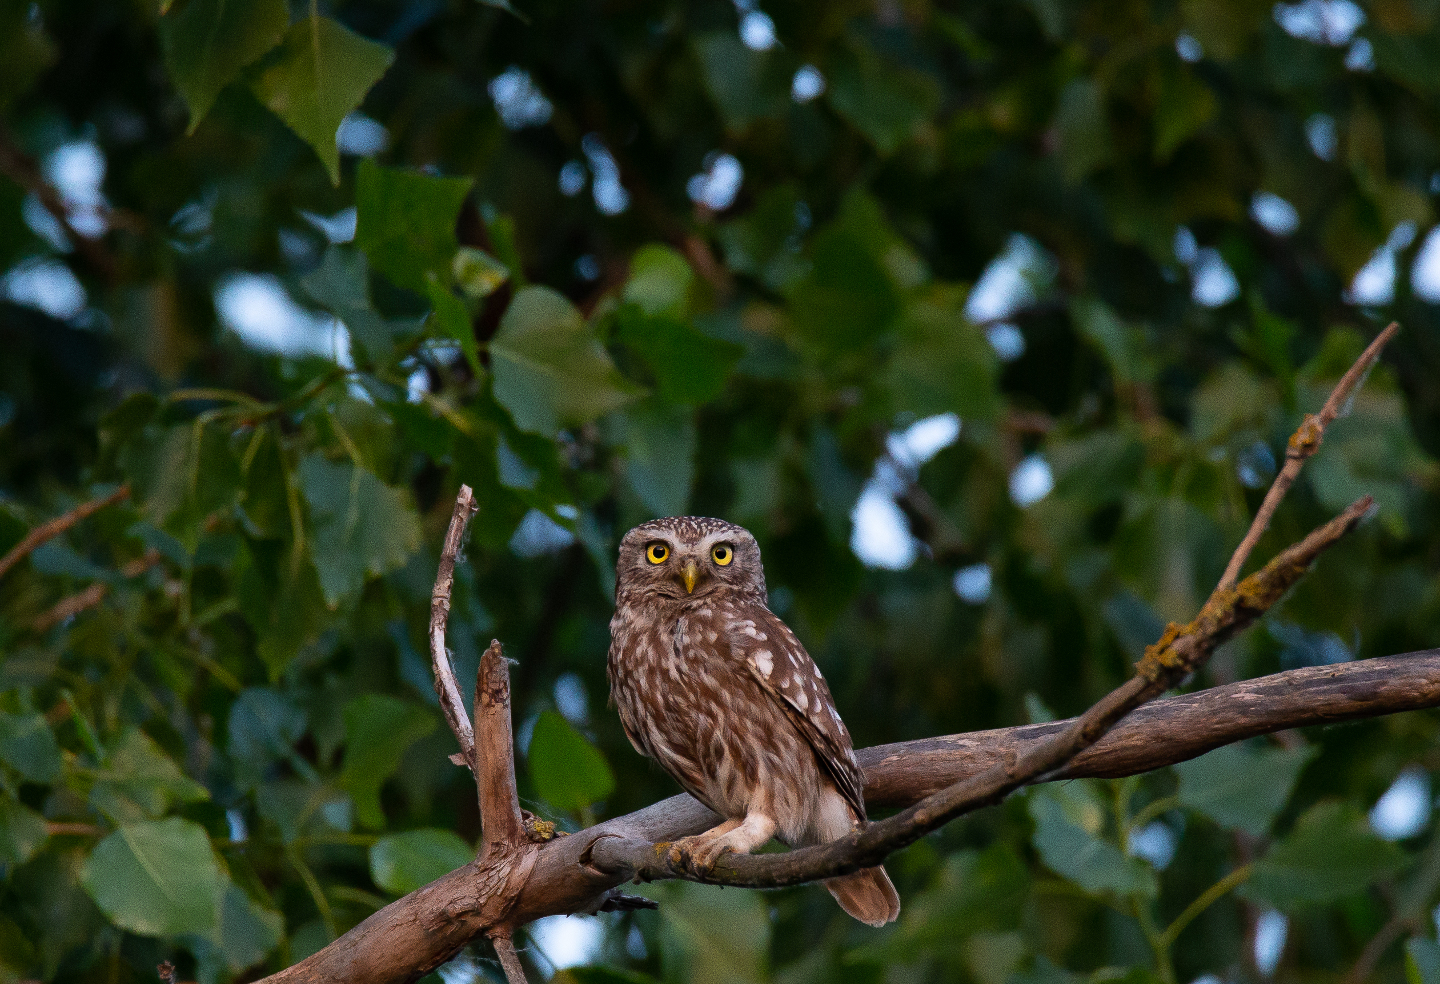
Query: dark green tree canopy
2,0,1440,982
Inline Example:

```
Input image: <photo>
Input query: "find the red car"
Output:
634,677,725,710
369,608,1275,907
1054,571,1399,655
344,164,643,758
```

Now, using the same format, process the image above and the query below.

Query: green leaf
527,711,614,812
1027,783,1157,898
616,400,697,517
1174,742,1317,837
452,247,510,301
248,15,394,184
159,0,288,131
615,307,743,406
1407,938,1440,984
370,829,473,894
301,246,421,363
652,880,770,984
1240,801,1408,910
1054,78,1112,182
119,422,243,551
227,688,307,791
0,797,48,865
1189,362,1277,445
354,160,473,295
715,184,809,292
624,244,693,317
827,40,941,154
1071,297,1154,385
1010,956,1086,984
787,225,901,350
0,712,61,783
884,293,999,420
298,454,422,607
426,278,483,377
1154,62,1216,161
339,695,437,829
81,818,223,937
863,845,1028,962
88,727,210,824
189,881,285,973
1049,430,1146,511
490,286,644,436
236,539,329,678
692,32,789,133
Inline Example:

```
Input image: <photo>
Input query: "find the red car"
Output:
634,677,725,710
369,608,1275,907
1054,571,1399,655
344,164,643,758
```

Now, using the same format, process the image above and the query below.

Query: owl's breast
607,604,743,802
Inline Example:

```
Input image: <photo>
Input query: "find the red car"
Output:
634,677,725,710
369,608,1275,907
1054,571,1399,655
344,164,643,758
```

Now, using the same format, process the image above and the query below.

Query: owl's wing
728,606,868,821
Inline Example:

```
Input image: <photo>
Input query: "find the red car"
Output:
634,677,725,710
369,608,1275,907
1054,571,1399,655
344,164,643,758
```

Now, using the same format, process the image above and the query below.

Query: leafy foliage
2,0,1440,982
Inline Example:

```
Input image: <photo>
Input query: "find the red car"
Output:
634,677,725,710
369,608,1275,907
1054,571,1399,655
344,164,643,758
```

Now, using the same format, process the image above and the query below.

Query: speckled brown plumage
607,517,900,926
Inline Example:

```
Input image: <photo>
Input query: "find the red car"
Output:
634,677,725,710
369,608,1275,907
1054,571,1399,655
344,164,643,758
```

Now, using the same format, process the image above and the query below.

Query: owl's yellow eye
646,543,669,564
711,544,733,566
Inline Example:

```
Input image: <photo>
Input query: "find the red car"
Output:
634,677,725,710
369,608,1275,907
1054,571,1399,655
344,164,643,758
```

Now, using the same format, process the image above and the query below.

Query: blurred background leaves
2,0,1440,982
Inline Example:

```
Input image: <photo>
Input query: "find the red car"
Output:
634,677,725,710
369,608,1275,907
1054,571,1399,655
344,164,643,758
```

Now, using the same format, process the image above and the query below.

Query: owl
607,516,900,926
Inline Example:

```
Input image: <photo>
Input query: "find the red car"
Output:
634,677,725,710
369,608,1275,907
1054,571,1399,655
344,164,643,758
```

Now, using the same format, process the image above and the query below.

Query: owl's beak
681,558,699,594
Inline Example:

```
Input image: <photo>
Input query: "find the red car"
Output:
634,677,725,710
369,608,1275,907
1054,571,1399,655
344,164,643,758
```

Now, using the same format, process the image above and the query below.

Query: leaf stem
1159,863,1254,949
286,844,338,940
1129,795,1180,836
1133,897,1177,984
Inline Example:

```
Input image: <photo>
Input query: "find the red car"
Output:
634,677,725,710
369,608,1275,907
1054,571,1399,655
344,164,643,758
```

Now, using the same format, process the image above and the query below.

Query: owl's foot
670,835,734,875
671,813,777,877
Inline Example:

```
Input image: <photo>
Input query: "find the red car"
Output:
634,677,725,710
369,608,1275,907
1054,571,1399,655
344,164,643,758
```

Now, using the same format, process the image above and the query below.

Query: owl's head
615,517,766,603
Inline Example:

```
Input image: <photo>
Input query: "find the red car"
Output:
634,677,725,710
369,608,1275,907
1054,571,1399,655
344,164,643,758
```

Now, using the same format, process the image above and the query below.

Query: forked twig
431,484,479,771
1217,322,1397,591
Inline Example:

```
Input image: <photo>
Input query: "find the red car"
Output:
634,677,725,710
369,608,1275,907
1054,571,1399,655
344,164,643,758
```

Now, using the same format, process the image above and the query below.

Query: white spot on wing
753,650,773,677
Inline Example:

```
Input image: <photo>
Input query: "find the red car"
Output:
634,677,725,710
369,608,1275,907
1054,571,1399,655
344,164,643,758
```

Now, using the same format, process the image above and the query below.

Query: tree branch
0,485,131,582
31,549,161,632
253,648,1440,984
476,641,526,851
586,497,1371,889
490,933,529,984
1217,321,1397,590
431,485,478,772
256,327,1404,982
0,128,119,282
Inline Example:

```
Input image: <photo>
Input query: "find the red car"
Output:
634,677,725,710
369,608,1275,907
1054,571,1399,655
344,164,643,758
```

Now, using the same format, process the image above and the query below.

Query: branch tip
431,486,481,772
1218,322,1397,591
476,641,527,850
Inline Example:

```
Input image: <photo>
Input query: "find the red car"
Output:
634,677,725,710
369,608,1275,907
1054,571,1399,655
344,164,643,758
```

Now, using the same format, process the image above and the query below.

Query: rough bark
257,649,1440,984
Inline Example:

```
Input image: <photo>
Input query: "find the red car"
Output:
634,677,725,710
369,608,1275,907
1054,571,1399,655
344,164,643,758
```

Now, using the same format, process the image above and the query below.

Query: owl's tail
825,865,901,927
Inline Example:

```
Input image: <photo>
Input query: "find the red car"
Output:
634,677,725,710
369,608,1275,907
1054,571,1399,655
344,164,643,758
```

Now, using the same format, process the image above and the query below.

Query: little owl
608,516,900,926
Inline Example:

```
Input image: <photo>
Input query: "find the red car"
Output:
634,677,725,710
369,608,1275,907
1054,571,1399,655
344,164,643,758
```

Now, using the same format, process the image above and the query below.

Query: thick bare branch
253,648,1440,984
476,641,526,851
432,484,479,771
1218,322,1397,590
0,485,130,582
588,498,1371,889
253,338,1396,984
